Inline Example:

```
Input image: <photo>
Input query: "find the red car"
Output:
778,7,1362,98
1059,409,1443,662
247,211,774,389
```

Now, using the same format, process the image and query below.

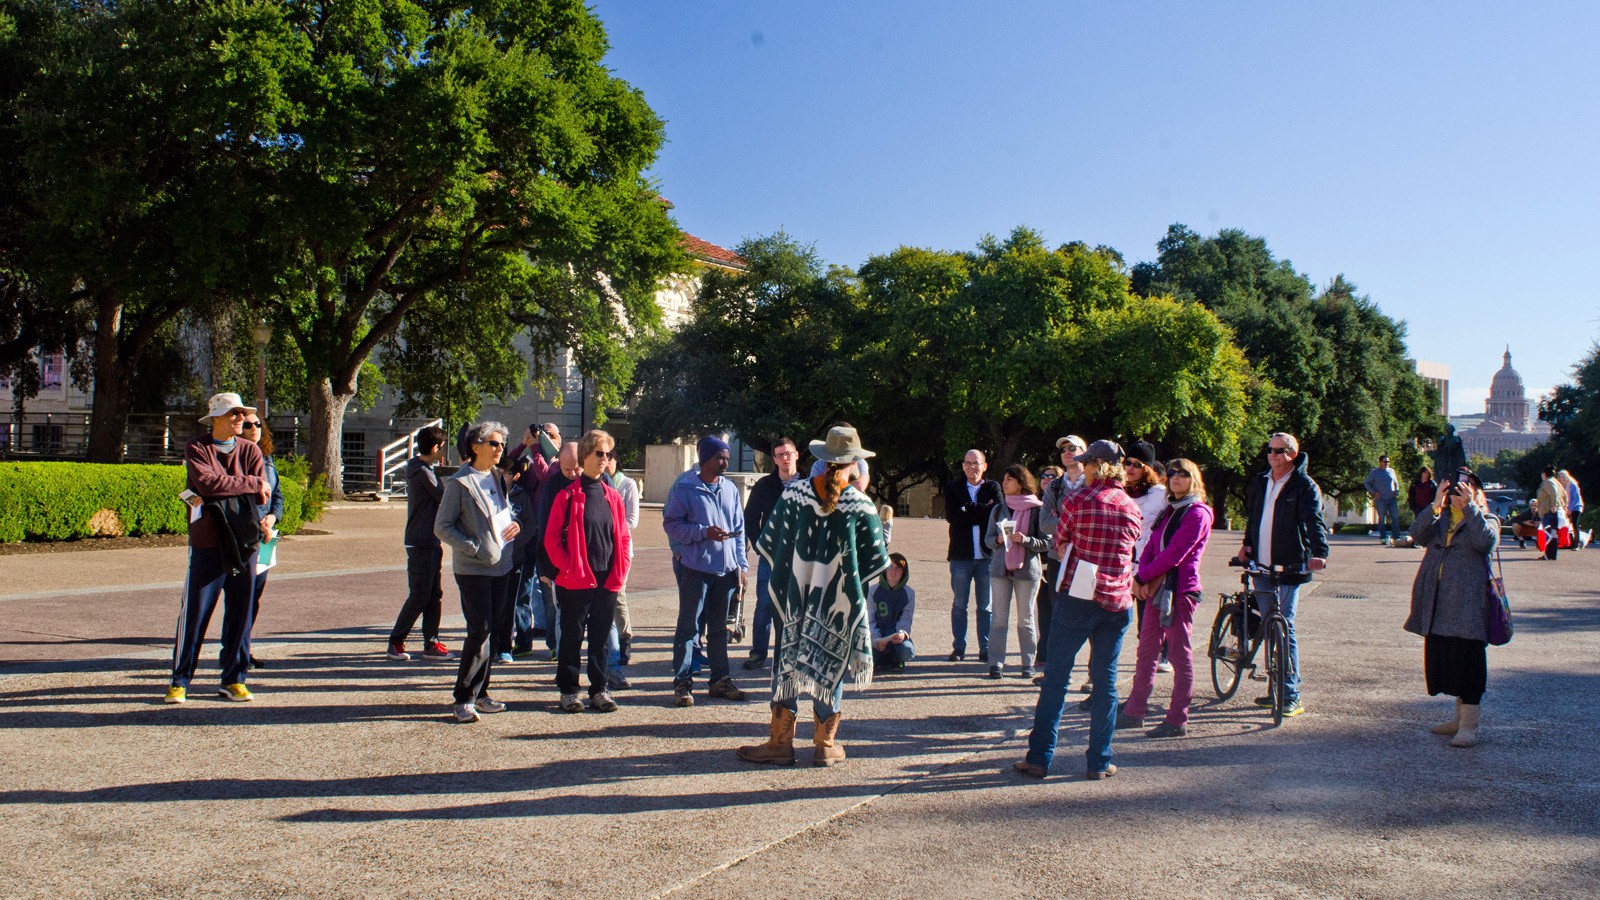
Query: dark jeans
1374,496,1401,542
672,565,738,687
1027,596,1133,775
1037,561,1058,664
1542,512,1560,560
171,546,257,688
512,555,540,652
389,545,443,645
750,556,775,658
556,582,618,696
452,571,517,704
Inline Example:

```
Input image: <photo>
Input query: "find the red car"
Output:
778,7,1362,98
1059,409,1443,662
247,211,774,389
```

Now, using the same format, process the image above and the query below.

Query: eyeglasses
591,448,614,459
1165,469,1188,478
482,440,504,449
241,422,261,430
1267,447,1292,456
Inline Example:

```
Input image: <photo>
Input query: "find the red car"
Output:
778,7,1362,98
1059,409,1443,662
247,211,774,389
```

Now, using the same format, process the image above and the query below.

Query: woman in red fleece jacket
544,429,632,713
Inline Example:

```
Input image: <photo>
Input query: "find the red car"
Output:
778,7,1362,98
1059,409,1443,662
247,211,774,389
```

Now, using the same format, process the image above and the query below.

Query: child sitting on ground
871,553,915,671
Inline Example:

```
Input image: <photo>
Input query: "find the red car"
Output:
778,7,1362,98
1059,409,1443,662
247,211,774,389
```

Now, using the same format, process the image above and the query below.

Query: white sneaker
453,703,479,723
1155,659,1174,674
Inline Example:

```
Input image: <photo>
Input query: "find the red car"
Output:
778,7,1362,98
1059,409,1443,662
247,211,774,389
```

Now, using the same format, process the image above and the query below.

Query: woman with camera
1403,468,1499,748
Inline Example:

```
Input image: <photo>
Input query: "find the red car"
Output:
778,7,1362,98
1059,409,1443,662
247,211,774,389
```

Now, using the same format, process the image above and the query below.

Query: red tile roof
680,233,747,270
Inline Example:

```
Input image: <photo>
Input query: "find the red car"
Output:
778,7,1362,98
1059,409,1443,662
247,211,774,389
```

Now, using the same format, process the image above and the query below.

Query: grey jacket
984,502,1050,581
434,466,520,577
1404,503,1499,642
1041,473,1085,561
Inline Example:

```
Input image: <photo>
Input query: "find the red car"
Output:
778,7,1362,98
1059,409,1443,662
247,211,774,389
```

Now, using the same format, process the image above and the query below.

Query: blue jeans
1027,597,1132,774
948,558,992,655
874,638,916,667
1375,497,1400,542
1252,576,1303,699
672,566,739,686
512,556,540,652
750,557,775,658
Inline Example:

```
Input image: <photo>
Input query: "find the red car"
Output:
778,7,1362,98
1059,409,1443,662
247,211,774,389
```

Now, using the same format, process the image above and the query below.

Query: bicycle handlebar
1228,558,1312,577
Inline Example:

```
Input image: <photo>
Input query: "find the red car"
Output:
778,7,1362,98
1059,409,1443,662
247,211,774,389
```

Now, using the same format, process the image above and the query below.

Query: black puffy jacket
1241,450,1331,585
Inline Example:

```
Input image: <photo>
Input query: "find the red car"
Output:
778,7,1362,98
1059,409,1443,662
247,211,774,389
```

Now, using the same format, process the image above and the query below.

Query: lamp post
250,319,272,419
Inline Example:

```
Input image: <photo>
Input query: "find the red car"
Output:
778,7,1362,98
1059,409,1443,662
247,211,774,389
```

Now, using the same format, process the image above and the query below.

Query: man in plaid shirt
1014,439,1142,780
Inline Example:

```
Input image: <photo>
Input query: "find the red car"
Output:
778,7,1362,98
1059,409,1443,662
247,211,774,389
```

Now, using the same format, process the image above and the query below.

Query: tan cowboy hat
809,426,875,464
199,392,257,424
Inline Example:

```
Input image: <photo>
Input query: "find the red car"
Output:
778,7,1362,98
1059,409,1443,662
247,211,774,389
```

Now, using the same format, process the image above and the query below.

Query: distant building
1411,359,1450,417
1451,348,1550,458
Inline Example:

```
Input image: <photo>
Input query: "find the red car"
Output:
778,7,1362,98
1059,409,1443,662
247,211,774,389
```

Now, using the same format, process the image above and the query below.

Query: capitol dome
1485,347,1528,431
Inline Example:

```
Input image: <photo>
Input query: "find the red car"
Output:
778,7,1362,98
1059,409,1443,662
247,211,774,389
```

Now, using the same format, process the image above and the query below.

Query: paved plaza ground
1,503,1597,898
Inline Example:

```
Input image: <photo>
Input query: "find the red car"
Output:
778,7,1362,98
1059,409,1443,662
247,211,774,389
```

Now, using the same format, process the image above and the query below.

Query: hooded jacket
403,456,444,549
1240,450,1331,585
544,476,633,591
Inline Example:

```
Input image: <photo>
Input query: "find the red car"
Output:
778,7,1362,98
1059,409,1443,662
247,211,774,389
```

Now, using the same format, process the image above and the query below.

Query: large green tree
1514,344,1600,506
252,0,682,494
1133,224,1441,503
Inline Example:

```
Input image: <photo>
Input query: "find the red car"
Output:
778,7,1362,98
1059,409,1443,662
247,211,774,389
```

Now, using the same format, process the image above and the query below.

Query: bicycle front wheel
1265,618,1289,726
1208,601,1245,700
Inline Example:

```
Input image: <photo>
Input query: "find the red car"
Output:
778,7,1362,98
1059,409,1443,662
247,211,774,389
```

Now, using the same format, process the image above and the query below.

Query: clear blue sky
589,1,1599,415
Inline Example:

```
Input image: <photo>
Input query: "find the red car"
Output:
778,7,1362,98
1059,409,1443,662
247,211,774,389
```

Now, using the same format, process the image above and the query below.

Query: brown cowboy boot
812,712,846,767
736,705,796,765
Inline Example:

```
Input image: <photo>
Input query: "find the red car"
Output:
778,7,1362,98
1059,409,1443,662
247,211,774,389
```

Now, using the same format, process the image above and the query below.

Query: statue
1432,423,1467,478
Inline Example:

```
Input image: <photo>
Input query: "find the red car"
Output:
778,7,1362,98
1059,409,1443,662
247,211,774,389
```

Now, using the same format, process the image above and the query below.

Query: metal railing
376,418,444,495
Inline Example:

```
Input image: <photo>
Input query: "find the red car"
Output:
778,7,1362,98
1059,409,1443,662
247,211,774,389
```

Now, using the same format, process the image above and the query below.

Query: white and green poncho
755,477,890,702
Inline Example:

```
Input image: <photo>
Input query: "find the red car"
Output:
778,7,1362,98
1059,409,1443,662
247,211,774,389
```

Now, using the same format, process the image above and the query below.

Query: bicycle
1206,559,1305,726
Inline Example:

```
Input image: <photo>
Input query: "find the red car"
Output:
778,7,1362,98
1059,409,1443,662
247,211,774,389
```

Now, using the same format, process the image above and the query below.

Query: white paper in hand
489,506,514,552
1053,544,1072,592
1067,558,1100,602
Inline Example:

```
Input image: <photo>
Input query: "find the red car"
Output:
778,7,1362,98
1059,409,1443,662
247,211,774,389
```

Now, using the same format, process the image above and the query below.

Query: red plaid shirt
1052,481,1142,612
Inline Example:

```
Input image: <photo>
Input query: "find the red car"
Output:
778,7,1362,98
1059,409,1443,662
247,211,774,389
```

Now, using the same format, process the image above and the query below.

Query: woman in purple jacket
1119,458,1214,738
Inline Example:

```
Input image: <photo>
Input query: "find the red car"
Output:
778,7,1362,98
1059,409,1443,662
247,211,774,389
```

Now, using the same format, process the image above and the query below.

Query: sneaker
606,670,632,691
1115,711,1145,730
248,655,266,669
217,683,254,702
453,702,479,723
1254,695,1273,707
1077,696,1093,712
742,653,769,670
1032,673,1045,686
1283,697,1306,717
1019,667,1035,678
673,684,695,707
386,642,411,661
589,692,618,712
988,666,1003,679
474,697,506,714
708,677,747,701
494,652,513,664
1155,659,1173,674
512,646,538,659
1077,680,1093,693
978,649,990,663
947,651,965,662
420,640,455,661
164,686,187,704
559,693,584,713
1146,721,1188,738
617,635,632,666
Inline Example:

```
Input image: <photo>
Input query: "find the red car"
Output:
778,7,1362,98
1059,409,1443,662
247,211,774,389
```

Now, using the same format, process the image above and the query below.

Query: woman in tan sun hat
738,426,890,767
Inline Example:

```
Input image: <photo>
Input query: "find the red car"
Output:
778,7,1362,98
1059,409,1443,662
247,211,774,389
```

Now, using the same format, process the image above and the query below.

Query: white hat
200,392,257,424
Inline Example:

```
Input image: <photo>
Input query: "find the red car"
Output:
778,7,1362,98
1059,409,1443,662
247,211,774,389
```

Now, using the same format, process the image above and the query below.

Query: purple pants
1122,591,1200,726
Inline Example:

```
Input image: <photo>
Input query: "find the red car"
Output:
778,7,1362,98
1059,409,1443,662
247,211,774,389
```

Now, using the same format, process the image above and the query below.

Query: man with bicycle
1235,432,1330,718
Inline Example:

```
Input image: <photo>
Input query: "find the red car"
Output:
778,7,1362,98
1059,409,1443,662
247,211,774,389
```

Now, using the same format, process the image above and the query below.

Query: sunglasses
1267,447,1292,456
241,421,261,430
482,440,504,449
1165,468,1188,478
1125,460,1144,469
591,448,616,459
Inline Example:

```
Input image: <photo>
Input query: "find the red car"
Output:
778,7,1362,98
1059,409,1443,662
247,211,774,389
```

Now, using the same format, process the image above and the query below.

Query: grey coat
1404,503,1499,642
434,466,519,577
984,502,1050,581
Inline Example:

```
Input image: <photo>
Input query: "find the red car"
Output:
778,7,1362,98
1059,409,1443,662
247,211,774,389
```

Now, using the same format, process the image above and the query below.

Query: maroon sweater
184,435,266,549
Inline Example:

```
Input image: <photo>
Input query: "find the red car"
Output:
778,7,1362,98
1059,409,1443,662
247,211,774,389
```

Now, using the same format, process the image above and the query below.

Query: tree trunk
307,377,354,498
86,294,132,462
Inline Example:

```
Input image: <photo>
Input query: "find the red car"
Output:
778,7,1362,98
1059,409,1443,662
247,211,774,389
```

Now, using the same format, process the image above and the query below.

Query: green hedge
0,460,322,543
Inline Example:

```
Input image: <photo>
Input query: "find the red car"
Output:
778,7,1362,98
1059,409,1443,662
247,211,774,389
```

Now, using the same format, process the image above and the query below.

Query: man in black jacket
945,449,1002,662
387,426,455,662
1235,432,1330,717
741,437,802,669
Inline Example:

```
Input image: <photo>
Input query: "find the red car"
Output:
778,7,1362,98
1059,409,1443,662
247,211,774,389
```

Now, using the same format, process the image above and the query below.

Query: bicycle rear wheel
1265,618,1288,726
1208,601,1245,700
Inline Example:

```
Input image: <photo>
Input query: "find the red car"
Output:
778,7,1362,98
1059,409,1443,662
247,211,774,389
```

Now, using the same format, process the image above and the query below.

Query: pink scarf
1004,493,1044,570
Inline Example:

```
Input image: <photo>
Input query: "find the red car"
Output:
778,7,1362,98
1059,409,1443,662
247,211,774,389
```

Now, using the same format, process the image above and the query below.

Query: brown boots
737,705,797,765
812,713,845,767
736,707,846,766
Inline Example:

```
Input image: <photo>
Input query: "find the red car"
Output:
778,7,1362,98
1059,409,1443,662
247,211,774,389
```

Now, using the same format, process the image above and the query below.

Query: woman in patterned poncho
737,426,890,767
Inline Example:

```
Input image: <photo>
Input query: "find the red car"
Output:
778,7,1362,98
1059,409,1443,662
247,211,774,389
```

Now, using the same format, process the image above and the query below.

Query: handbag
1484,542,1513,646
